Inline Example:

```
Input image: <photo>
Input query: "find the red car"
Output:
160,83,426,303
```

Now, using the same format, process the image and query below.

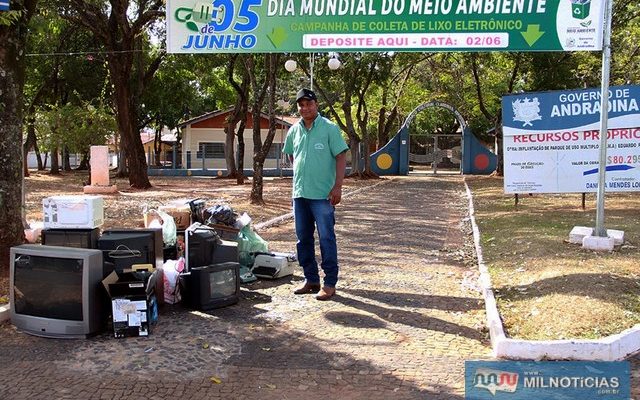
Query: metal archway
370,101,496,175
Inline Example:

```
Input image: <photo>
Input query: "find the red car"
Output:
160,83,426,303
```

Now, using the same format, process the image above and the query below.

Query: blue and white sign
502,85,640,194
465,361,630,400
0,0,10,11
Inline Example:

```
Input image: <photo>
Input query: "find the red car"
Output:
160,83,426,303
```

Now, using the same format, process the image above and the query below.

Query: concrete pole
309,53,315,89
594,0,613,237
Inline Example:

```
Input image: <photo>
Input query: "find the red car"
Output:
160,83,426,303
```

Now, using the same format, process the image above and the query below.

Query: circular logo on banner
474,154,490,171
376,154,393,170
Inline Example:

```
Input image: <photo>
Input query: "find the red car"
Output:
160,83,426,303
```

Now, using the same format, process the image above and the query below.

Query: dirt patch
0,171,381,303
466,175,640,340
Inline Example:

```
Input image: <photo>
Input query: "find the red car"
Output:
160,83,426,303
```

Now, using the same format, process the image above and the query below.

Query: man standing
283,88,349,301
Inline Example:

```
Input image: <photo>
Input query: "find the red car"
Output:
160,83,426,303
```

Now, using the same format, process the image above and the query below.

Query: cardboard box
210,223,240,241
159,205,192,230
144,206,191,230
43,195,104,229
110,296,150,338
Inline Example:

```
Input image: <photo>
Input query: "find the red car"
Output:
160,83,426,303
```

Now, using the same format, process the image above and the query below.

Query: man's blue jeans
293,198,338,287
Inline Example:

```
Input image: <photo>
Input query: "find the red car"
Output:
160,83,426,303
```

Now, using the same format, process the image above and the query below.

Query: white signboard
502,85,640,194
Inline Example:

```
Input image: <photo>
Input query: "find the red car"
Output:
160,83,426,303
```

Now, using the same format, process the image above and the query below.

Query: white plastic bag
155,209,177,246
24,220,44,243
162,257,184,304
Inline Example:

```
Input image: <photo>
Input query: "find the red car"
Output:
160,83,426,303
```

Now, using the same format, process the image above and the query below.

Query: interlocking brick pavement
1,175,637,399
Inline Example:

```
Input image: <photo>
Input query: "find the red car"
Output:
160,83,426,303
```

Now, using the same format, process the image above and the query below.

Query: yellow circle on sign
376,153,393,170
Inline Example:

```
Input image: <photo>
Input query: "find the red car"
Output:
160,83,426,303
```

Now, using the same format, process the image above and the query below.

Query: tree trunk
236,105,248,184
224,116,238,177
341,100,361,177
224,54,249,180
224,102,249,183
23,113,38,177
78,152,90,170
110,65,151,188
250,54,278,204
348,138,361,177
115,141,127,176
50,147,60,175
376,106,388,150
377,105,398,150
236,131,246,184
35,144,43,170
63,146,72,171
362,131,376,177
495,124,504,176
0,0,37,274
154,126,162,167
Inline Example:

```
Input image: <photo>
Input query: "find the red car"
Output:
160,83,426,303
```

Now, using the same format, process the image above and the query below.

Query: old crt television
185,222,218,271
10,244,107,339
98,228,163,271
184,262,240,310
41,228,100,249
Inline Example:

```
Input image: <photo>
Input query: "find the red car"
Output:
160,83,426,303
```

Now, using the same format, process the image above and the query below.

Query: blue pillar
398,126,409,175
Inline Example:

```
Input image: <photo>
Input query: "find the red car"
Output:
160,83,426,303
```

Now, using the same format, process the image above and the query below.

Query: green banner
166,0,604,53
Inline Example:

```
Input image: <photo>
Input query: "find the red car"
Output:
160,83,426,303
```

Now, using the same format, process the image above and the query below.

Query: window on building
196,142,225,159
266,143,281,159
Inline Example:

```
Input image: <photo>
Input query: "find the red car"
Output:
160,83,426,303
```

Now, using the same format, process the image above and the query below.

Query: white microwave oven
43,195,105,229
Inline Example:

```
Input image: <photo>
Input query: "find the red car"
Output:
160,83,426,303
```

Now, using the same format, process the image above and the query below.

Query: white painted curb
464,178,640,361
254,178,395,231
0,303,10,324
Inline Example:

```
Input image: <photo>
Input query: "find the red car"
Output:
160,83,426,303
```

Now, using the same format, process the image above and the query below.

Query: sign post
594,0,613,237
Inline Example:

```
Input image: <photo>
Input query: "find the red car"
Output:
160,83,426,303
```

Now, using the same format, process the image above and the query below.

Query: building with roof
177,108,294,171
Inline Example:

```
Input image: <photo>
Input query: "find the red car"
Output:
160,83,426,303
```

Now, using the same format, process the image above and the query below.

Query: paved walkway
0,176,637,399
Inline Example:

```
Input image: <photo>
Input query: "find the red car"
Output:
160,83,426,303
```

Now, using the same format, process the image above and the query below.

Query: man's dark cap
296,88,317,103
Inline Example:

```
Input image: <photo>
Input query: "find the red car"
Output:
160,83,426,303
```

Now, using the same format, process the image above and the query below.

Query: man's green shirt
283,114,348,199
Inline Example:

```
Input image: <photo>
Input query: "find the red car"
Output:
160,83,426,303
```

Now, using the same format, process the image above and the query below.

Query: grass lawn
466,176,640,340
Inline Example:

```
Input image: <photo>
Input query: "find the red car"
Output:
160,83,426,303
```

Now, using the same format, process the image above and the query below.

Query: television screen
99,228,163,272
184,262,240,310
13,254,83,320
10,244,107,339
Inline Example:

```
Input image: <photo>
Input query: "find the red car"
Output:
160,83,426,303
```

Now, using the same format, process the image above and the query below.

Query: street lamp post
284,53,341,89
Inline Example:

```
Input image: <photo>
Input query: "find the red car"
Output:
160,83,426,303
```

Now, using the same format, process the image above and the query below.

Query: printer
251,252,297,279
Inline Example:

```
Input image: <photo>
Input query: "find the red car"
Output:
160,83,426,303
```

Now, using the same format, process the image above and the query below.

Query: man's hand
328,186,342,205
